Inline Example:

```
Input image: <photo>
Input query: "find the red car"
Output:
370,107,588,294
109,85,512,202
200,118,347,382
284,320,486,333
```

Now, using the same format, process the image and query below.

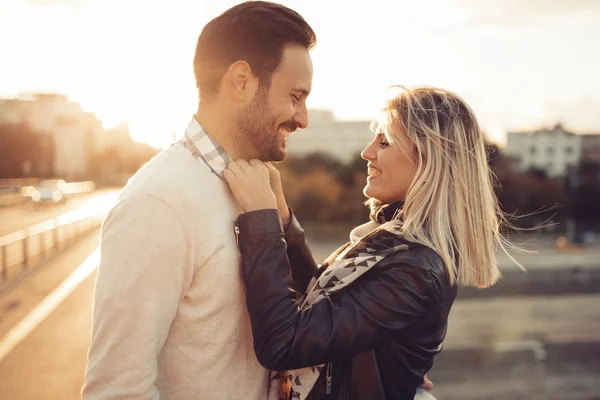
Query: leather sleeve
283,208,319,294
236,209,435,371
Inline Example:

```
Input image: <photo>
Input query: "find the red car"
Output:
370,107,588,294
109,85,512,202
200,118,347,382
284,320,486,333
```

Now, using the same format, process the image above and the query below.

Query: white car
31,186,65,205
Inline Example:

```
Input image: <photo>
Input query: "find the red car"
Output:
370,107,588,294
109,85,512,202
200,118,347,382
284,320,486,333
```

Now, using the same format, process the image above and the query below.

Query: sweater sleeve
82,195,191,400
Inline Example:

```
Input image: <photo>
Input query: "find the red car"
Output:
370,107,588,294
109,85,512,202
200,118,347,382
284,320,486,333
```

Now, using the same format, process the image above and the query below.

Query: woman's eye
377,135,389,147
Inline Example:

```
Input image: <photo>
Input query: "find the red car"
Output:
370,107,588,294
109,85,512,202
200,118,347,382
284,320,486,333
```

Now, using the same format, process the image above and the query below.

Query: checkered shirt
172,117,232,179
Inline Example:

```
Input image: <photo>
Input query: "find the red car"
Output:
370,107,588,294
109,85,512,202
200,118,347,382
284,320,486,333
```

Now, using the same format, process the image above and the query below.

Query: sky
1,0,599,148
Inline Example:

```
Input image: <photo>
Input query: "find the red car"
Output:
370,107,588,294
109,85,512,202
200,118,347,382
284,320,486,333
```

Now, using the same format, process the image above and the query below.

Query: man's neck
195,106,244,160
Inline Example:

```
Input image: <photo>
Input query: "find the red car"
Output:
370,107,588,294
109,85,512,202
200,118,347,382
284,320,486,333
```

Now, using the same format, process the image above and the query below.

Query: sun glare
1,0,599,148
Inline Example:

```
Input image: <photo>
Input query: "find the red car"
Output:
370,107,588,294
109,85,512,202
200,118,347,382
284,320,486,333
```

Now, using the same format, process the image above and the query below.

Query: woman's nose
361,140,376,161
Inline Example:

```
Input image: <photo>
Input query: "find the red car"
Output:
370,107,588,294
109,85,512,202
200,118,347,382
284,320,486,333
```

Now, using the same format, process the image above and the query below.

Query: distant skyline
1,0,599,148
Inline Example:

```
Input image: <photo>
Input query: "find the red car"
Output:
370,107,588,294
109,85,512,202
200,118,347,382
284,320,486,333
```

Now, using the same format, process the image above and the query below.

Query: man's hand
224,160,277,213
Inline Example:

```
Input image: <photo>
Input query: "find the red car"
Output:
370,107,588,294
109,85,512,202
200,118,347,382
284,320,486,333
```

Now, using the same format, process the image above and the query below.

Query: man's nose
293,104,308,129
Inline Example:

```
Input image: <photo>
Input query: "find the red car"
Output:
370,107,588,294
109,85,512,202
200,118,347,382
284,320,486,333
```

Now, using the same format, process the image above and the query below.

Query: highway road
0,189,121,237
0,232,100,399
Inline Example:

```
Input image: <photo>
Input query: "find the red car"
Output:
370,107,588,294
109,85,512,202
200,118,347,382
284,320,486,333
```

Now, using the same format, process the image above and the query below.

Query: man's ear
226,60,259,102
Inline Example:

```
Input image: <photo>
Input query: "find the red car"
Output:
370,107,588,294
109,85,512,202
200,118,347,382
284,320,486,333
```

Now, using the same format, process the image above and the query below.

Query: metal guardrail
0,208,105,285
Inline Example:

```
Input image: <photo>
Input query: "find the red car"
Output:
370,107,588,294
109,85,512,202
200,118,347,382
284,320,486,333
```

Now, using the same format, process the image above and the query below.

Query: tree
275,152,370,224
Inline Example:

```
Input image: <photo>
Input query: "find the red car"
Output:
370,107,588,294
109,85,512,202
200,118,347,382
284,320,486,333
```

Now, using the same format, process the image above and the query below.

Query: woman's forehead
374,119,399,138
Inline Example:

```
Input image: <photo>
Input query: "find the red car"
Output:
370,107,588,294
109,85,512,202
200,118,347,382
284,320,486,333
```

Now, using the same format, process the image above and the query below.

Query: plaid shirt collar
182,116,232,178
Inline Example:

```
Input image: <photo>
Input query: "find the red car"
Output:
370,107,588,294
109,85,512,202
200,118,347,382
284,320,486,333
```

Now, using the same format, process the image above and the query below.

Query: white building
0,94,104,180
505,124,582,178
287,109,373,163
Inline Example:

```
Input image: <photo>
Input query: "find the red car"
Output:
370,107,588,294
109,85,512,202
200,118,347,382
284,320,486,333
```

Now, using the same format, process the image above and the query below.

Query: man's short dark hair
193,1,316,100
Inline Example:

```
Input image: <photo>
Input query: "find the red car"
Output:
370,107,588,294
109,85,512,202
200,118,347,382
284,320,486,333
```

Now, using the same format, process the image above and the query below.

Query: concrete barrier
0,209,104,288
459,265,600,298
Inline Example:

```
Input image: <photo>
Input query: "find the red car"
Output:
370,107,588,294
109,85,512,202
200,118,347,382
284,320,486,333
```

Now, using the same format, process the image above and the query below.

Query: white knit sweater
83,147,268,399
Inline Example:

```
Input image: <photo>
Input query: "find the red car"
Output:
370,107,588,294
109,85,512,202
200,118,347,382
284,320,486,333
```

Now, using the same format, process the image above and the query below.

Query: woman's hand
224,159,277,213
421,374,434,391
264,162,290,224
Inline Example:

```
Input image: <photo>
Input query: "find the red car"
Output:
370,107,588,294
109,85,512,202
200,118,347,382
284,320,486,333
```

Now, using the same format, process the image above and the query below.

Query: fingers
264,162,278,175
228,160,269,179
421,375,434,391
223,159,278,213
237,159,251,169
228,160,264,175
249,159,269,175
223,169,235,183
227,161,241,177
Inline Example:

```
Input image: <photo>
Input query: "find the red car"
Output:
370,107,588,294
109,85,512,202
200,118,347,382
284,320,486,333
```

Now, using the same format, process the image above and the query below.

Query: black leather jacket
236,209,457,400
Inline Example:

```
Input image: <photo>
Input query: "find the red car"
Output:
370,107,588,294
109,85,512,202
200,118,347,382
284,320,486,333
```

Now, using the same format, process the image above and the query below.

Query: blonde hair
369,86,517,288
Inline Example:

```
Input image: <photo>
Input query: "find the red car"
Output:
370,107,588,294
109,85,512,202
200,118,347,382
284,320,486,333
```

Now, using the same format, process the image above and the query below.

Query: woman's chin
363,186,380,201
364,190,397,205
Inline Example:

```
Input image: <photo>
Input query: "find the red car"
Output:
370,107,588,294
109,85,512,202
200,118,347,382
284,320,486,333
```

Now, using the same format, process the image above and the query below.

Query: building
286,109,373,163
0,94,104,180
101,123,135,151
505,123,583,178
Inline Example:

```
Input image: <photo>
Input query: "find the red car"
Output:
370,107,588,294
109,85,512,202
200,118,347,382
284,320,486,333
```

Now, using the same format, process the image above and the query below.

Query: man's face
236,45,313,161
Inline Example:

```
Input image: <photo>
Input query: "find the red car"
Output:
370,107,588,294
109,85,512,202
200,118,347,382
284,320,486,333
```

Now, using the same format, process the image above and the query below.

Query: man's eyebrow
292,88,310,96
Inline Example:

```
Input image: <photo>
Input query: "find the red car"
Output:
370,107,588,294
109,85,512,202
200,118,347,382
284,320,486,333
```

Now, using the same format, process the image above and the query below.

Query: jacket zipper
234,225,240,245
325,362,332,394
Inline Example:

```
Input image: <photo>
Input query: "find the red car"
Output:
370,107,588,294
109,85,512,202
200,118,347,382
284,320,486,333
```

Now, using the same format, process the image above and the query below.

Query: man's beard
235,87,296,162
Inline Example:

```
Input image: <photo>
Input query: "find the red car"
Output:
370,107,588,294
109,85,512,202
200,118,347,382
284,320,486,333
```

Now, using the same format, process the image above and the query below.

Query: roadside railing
0,208,106,286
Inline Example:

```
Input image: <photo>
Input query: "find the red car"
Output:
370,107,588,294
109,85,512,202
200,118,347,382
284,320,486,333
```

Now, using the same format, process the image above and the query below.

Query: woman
224,86,508,399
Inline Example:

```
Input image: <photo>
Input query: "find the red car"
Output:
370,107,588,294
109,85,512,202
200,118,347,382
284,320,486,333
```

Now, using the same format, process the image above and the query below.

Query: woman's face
360,125,418,204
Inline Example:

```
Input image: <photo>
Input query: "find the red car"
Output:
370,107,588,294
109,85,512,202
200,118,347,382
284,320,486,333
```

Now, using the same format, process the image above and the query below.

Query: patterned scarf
268,218,410,400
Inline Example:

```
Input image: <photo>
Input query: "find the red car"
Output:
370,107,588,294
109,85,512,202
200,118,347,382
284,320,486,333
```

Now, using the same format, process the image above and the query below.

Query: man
82,2,315,399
